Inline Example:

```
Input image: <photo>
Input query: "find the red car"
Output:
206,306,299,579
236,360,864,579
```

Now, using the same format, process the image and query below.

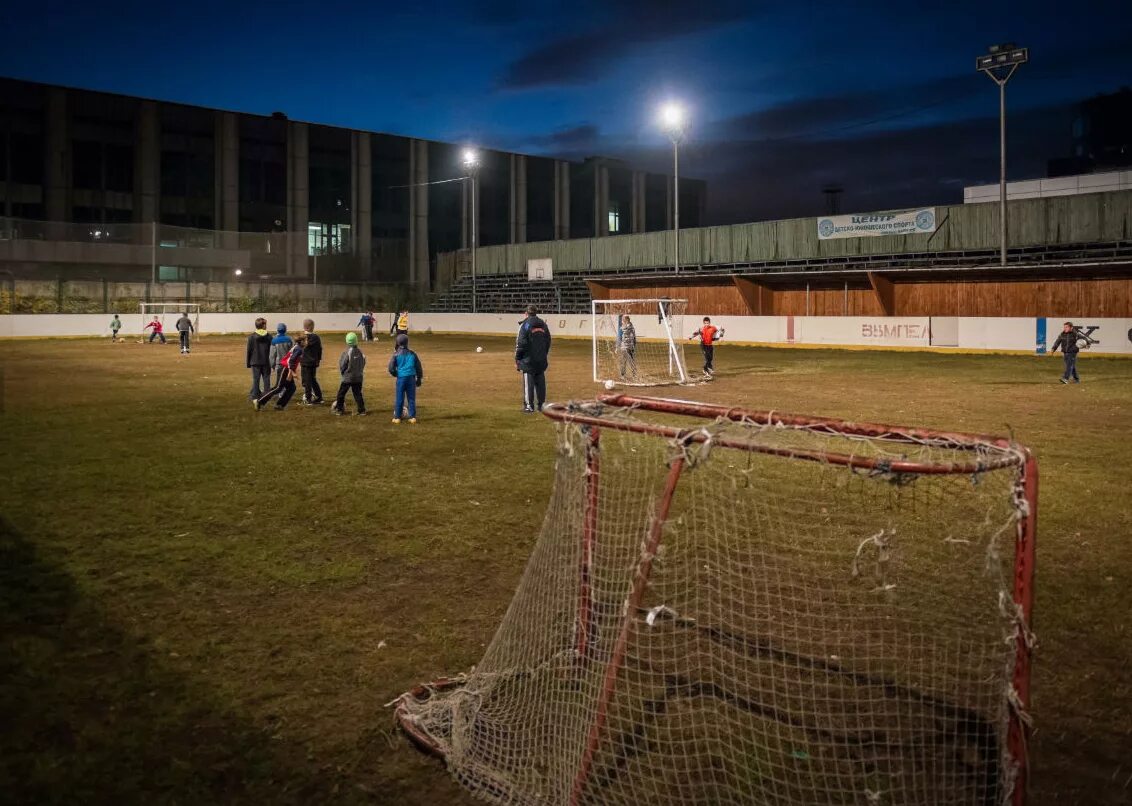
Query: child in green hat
332,331,367,416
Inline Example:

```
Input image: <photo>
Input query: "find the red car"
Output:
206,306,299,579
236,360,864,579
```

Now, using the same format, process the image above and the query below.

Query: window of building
308,221,351,255
10,133,44,184
608,202,621,234
104,144,133,192
73,141,103,189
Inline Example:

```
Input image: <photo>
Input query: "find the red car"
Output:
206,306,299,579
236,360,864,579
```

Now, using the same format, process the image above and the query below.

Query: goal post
592,299,697,387
395,395,1038,806
139,302,204,340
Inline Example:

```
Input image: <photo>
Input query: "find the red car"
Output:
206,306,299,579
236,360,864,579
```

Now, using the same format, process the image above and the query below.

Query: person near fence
388,333,423,424
1050,321,1082,384
175,312,195,355
246,318,273,400
516,305,551,413
690,317,724,376
269,324,293,387
254,335,305,411
390,309,410,341
143,316,166,344
358,311,376,341
332,332,367,416
110,314,121,342
300,319,324,405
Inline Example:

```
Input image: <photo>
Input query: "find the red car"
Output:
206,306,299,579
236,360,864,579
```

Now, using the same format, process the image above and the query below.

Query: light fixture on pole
462,148,480,313
976,42,1028,267
659,102,687,273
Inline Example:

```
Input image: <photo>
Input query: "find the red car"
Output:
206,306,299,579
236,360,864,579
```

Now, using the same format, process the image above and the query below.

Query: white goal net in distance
139,302,203,339
592,299,699,387
396,395,1038,806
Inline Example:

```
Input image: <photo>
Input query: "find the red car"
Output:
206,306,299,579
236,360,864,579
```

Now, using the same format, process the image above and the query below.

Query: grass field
1,332,1130,805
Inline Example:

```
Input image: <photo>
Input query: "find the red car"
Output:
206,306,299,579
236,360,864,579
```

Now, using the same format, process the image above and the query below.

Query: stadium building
0,76,705,287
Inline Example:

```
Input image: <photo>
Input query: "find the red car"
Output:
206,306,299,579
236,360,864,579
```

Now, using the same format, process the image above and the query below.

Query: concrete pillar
286,121,309,277
554,160,570,240
408,139,429,289
352,131,372,278
45,87,69,228
510,154,527,244
631,170,646,234
134,101,159,226
214,112,239,246
593,161,609,237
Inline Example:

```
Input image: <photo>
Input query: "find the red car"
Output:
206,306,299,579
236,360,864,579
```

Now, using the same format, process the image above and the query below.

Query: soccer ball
604,379,616,390
476,346,484,353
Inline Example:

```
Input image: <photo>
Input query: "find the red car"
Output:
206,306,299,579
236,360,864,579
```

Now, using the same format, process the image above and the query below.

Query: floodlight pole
463,154,480,314
977,44,1027,267
672,138,680,274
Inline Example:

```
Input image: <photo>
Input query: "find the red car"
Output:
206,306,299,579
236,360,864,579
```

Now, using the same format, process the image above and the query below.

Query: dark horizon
2,0,1130,226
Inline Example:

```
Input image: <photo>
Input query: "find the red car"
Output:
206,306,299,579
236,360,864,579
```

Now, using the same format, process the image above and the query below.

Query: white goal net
592,299,698,387
139,302,203,339
395,395,1038,806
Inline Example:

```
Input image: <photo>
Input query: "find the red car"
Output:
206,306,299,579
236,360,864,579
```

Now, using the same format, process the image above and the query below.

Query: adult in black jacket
245,317,273,400
1050,321,1081,384
300,318,325,404
516,305,551,412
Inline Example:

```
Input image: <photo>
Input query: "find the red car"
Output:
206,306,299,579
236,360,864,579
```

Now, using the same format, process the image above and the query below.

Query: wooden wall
595,274,1132,317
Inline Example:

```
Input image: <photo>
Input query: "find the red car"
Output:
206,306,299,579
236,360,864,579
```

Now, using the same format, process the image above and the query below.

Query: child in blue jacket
387,334,424,424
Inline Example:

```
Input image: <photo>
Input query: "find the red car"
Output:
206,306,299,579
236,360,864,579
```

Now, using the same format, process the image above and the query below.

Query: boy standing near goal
332,332,367,416
388,333,423,424
110,314,121,342
617,314,637,380
516,305,551,413
143,316,166,344
358,311,375,342
690,317,724,376
175,312,195,355
299,319,324,405
1050,321,1082,384
254,334,305,411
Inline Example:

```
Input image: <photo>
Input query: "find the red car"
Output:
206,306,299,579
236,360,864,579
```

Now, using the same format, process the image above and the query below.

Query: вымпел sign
817,209,937,240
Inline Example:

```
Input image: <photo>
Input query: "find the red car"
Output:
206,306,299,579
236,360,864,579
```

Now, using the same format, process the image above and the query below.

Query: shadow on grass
0,517,366,804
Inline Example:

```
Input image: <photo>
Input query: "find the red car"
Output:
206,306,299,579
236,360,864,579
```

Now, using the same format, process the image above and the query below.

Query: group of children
247,318,424,421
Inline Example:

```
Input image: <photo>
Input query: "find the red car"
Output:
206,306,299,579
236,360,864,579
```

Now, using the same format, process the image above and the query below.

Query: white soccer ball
604,379,616,390
476,346,484,353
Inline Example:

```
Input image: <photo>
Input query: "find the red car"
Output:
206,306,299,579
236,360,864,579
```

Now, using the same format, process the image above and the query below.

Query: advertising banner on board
816,208,937,239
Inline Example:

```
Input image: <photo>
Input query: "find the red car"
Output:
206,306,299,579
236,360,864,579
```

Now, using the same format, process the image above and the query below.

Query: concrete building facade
0,77,706,288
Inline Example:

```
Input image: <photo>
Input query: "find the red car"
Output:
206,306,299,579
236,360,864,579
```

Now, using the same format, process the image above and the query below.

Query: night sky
3,0,1130,224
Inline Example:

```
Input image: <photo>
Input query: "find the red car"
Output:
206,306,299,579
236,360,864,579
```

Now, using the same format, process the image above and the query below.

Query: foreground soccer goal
592,299,699,386
395,395,1038,806
139,302,203,339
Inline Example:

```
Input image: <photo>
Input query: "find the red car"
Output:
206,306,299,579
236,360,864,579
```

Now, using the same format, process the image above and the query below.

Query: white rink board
3,313,1132,355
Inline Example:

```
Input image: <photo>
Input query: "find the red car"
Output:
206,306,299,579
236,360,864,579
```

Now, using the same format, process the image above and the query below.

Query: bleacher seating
429,273,593,314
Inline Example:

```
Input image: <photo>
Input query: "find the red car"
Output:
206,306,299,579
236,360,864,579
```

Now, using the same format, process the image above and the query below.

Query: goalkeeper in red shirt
143,316,166,344
689,317,724,376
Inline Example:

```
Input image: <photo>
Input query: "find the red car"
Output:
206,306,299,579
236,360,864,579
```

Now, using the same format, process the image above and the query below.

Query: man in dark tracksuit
1050,321,1082,384
516,305,551,413
300,318,324,404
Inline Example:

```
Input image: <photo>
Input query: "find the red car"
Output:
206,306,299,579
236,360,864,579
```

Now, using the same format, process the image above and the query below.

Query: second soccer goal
592,298,698,386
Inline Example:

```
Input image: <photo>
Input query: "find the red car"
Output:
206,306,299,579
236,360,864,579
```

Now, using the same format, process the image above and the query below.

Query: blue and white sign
817,208,937,240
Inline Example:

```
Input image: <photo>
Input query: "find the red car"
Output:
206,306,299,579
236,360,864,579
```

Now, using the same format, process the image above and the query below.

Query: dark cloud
498,1,758,89
523,123,603,151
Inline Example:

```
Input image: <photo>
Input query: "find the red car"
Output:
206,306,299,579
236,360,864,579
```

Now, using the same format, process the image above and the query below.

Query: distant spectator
143,316,166,344
299,318,324,405
269,324,293,386
388,333,423,424
332,332,367,416
255,334,305,411
358,311,376,342
175,312,195,355
1050,321,1082,384
245,317,273,400
516,305,551,413
110,314,121,342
